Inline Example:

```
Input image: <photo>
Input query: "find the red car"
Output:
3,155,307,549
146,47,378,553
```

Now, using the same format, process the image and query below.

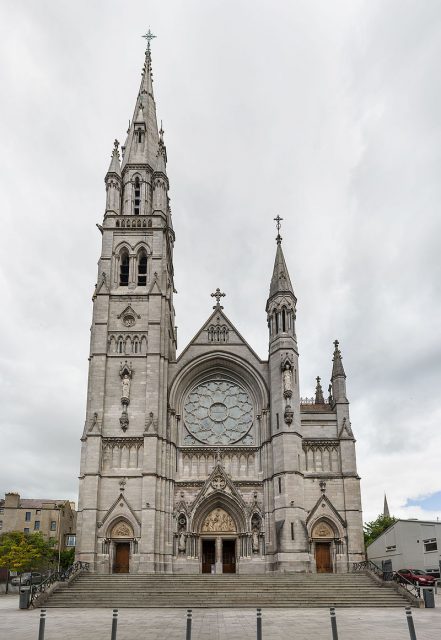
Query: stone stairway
45,573,409,608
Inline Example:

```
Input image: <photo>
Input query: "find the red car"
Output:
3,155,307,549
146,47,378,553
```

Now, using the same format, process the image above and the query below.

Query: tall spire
383,494,390,518
269,242,295,300
121,33,160,170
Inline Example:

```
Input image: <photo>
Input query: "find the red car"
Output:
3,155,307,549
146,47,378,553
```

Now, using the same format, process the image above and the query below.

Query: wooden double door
315,542,332,573
201,539,236,574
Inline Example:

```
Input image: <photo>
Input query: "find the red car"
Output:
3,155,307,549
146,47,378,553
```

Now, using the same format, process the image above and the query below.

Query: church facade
76,41,364,575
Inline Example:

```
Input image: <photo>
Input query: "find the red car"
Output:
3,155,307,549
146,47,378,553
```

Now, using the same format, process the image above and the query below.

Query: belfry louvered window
138,252,147,286
134,177,141,215
120,251,129,286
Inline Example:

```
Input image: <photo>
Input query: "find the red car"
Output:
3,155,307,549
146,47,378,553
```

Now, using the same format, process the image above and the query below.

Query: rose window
183,380,253,445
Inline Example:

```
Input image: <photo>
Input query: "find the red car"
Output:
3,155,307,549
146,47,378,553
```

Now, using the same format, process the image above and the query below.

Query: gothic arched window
281,308,287,332
137,251,147,286
119,250,129,286
134,177,141,215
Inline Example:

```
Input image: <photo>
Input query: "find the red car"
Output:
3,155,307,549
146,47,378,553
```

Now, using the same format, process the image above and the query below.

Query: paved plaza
2,595,441,640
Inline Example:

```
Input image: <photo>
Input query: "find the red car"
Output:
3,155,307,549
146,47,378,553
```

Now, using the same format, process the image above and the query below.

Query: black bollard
111,608,118,640
256,608,262,640
38,608,46,640
330,607,338,640
405,607,417,640
186,609,192,640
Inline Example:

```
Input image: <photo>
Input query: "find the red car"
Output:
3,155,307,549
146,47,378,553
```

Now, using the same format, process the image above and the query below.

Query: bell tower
76,34,177,573
265,217,309,570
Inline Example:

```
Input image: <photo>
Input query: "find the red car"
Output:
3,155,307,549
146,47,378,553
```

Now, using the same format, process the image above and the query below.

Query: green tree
0,531,56,573
364,514,396,548
57,548,75,570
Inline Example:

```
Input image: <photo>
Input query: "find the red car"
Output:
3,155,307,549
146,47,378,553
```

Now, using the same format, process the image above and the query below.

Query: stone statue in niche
251,514,261,553
252,527,259,553
178,532,186,553
282,363,293,398
121,375,131,402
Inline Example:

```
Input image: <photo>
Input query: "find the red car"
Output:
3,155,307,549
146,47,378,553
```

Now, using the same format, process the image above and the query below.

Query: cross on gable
211,288,226,309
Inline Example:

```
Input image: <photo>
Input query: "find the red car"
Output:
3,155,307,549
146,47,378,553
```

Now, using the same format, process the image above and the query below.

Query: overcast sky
1,0,440,524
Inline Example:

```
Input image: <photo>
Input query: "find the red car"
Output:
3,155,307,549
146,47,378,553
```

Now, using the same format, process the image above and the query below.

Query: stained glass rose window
183,380,253,445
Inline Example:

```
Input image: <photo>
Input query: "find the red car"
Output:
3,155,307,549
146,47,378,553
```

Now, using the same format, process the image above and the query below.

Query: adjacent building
367,519,441,577
0,492,76,551
75,39,364,575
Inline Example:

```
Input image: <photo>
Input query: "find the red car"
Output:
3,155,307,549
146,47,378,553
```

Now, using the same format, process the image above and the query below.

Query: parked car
10,572,44,587
395,569,437,586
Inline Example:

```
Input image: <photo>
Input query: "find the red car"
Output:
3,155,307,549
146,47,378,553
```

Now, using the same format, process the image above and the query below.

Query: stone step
44,573,409,609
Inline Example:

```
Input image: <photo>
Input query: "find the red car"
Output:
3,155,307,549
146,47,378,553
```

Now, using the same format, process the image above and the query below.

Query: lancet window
137,251,147,286
119,250,129,286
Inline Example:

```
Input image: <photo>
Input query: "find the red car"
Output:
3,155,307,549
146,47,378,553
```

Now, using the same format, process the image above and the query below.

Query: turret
104,140,122,216
331,340,348,404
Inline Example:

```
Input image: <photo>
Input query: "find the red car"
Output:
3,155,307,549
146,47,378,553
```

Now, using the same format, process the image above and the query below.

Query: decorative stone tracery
184,380,253,445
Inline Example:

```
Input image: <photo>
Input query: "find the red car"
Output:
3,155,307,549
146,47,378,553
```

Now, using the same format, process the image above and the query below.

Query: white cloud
0,0,440,524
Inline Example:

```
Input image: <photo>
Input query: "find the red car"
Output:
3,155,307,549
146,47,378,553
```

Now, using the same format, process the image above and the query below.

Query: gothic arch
308,516,344,541
106,515,139,539
169,352,269,420
191,492,247,534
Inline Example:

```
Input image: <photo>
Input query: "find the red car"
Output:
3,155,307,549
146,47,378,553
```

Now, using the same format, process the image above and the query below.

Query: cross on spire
142,29,157,52
274,215,283,244
211,288,226,309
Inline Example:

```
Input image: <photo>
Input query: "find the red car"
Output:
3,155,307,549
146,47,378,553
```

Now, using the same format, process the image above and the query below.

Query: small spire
332,339,346,378
159,120,164,144
383,494,390,518
315,376,325,404
211,288,226,309
106,139,121,177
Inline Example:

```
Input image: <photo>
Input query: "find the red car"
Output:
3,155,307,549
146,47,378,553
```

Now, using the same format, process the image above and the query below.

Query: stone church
76,39,364,575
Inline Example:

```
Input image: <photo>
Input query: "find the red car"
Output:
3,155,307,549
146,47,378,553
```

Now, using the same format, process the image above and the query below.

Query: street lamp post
56,504,64,573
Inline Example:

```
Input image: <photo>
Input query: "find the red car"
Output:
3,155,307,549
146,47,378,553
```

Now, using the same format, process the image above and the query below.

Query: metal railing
352,560,422,599
29,561,89,607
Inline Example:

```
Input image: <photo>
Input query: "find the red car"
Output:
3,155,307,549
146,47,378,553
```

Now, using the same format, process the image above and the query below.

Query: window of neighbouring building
50,521,57,531
25,512,31,521
0,507,4,514
424,538,438,552
65,535,76,547
0,521,2,530
34,521,40,531
24,528,29,534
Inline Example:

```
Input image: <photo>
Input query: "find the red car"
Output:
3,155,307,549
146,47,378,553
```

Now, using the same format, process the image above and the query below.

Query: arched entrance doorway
311,519,338,573
200,507,237,574
109,520,134,573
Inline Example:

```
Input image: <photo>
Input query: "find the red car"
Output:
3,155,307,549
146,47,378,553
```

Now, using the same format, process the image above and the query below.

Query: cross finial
211,288,226,309
274,215,283,244
142,29,157,52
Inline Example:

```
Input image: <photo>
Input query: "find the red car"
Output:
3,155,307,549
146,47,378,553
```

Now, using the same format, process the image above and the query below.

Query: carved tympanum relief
201,508,236,533
111,521,134,538
312,521,333,538
184,380,253,445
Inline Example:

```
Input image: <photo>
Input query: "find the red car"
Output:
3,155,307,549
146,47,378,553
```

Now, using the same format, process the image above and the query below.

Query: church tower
76,38,364,576
76,34,176,573
265,222,309,570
